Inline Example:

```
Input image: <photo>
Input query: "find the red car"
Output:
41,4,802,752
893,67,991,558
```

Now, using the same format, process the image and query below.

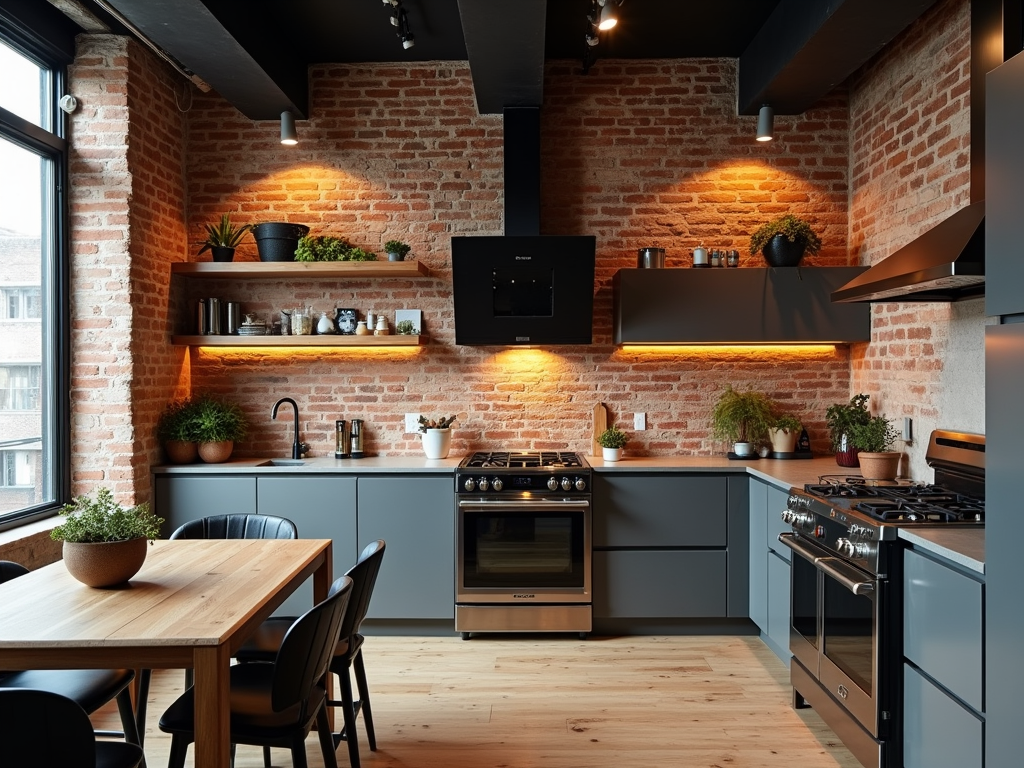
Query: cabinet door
593,474,727,547
765,485,791,561
766,550,792,660
257,476,358,617
154,475,257,537
356,476,455,620
593,550,727,618
904,663,984,768
748,480,768,632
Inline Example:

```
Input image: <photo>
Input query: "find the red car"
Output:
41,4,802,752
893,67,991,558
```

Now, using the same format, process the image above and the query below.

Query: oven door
457,498,591,603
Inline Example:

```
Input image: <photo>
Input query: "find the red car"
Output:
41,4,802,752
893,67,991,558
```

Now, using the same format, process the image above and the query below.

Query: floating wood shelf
170,261,430,279
171,335,424,347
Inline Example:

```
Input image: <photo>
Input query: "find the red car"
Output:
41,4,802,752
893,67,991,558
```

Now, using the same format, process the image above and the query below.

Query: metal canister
334,420,350,459
637,247,666,268
349,419,364,458
206,298,221,334
197,299,208,334
225,302,241,335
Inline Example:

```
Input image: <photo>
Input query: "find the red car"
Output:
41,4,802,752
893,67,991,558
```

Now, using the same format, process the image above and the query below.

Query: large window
0,27,68,527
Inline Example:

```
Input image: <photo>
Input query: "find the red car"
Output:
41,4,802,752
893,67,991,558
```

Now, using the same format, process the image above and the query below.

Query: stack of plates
237,323,267,336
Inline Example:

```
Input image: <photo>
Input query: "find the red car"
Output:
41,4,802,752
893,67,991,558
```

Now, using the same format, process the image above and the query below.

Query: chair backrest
0,688,100,768
339,539,386,640
272,574,353,714
0,560,29,583
169,514,298,540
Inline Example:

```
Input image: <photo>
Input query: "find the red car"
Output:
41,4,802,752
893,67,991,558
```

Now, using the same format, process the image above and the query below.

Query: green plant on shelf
198,214,250,255
396,319,416,335
597,426,628,449
295,235,378,262
749,214,822,256
384,239,411,258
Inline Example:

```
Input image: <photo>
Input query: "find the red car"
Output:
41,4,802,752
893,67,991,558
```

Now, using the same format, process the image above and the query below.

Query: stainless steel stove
780,430,985,768
455,451,593,639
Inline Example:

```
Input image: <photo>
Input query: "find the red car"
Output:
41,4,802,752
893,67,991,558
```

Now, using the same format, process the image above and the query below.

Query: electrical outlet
405,413,421,434
634,412,646,430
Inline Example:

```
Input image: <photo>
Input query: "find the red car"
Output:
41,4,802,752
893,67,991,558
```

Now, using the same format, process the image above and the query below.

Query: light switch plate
405,413,421,434
634,412,646,430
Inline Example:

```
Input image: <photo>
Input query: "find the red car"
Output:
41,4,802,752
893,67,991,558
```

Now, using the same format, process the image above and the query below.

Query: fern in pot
847,415,901,481
710,385,774,458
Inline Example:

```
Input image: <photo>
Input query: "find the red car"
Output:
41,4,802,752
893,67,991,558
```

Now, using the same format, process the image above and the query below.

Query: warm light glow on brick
618,345,838,359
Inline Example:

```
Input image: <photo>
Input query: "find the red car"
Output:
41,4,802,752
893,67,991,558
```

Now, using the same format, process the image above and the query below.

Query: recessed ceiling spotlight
756,104,774,142
280,110,297,146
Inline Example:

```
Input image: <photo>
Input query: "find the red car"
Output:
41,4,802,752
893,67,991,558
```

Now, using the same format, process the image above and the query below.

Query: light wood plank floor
94,635,859,767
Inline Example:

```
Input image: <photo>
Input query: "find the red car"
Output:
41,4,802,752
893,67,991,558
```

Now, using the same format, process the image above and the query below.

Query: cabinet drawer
904,548,983,711
904,663,983,768
593,550,727,618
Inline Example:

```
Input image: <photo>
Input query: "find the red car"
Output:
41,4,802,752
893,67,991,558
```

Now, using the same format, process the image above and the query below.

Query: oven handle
458,499,591,511
777,533,875,596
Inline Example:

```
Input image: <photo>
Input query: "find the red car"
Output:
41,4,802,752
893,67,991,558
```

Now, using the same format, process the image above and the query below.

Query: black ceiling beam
457,0,546,114
99,0,306,119
738,0,940,115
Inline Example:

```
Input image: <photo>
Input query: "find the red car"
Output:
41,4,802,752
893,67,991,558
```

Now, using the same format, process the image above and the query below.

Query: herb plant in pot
157,396,199,464
769,414,803,456
710,385,774,458
50,488,164,587
848,415,902,481
191,394,248,463
749,214,822,267
826,393,872,467
384,239,411,262
597,426,628,462
418,414,456,459
197,213,251,262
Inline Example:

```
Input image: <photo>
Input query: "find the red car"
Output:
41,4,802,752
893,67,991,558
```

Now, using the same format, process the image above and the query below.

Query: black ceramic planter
762,234,806,267
251,222,310,262
210,246,235,262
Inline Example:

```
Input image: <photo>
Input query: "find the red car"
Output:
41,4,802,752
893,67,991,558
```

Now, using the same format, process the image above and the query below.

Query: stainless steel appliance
455,451,592,639
779,430,984,768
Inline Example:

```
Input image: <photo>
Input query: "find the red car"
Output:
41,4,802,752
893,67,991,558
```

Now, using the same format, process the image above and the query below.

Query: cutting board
591,403,608,457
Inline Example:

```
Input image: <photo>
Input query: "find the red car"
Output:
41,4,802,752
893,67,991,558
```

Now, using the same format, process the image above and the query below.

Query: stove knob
574,477,587,491
781,510,796,525
561,477,572,491
547,477,559,491
478,478,489,492
814,525,826,539
835,538,855,558
491,477,503,492
464,477,476,492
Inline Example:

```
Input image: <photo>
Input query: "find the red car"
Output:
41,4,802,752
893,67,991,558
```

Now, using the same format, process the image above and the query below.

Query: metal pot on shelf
637,247,666,268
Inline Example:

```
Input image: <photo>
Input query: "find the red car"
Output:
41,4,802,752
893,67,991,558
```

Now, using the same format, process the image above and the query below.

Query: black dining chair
0,688,145,768
236,539,386,768
168,513,299,541
0,561,144,755
158,574,354,768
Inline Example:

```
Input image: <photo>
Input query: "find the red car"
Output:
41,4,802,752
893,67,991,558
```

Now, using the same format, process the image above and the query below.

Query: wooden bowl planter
63,538,148,588
198,440,234,463
165,440,198,464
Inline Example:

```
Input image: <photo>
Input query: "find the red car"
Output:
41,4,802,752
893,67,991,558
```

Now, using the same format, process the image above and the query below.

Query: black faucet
271,397,308,459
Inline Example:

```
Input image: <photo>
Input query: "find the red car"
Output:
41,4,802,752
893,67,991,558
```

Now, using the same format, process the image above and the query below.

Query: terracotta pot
858,451,901,481
602,447,622,462
198,440,234,463
770,428,798,455
63,538,148,588
421,429,452,460
165,440,198,464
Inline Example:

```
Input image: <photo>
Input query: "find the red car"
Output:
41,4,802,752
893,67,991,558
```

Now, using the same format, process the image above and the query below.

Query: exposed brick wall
847,0,984,479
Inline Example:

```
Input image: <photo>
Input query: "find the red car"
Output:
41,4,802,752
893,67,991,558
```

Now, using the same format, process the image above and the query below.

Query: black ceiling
67,0,939,119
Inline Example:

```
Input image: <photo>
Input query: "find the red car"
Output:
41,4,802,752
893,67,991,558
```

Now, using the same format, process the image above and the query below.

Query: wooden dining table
0,538,333,768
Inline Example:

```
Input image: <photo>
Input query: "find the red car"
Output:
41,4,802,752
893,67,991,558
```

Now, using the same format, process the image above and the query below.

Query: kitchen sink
257,459,307,467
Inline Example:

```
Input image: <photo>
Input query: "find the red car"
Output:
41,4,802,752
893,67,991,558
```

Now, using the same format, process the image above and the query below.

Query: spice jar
727,249,740,267
355,320,370,335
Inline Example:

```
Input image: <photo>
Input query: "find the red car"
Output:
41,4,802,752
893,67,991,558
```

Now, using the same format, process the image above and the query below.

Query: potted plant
295,235,378,262
157,396,199,464
191,394,248,463
749,214,822,267
710,385,774,457
50,488,164,587
769,413,803,456
198,214,251,262
597,426,628,462
384,239,411,262
848,415,902,480
418,414,456,459
250,222,310,262
826,393,872,467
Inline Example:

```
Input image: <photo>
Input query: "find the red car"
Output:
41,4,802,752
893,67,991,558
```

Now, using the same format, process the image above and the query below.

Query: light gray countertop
898,528,985,575
152,455,463,474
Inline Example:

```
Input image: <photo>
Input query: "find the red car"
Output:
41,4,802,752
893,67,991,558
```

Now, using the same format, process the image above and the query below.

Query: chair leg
183,668,194,690
136,668,151,747
352,651,376,751
168,735,189,768
290,733,309,768
263,745,273,768
316,705,339,768
337,665,361,768
115,686,144,755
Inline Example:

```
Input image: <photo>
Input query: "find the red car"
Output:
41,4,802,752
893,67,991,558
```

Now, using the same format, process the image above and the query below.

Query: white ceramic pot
421,429,452,459
733,441,755,457
602,447,622,462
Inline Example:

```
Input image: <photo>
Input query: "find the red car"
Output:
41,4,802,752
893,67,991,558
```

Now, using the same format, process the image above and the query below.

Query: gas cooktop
802,479,984,524
460,451,589,470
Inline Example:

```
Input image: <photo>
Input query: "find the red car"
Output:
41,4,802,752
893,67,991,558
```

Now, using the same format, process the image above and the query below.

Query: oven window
791,552,819,650
463,511,584,588
492,267,553,317
822,576,875,695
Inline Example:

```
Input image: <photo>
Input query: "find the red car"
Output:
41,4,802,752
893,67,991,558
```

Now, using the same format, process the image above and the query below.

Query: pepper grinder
349,418,365,459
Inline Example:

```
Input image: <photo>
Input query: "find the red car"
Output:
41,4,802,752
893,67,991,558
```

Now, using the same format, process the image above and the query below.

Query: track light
280,110,297,146
756,104,774,142
597,0,619,31
383,0,415,50
584,0,622,74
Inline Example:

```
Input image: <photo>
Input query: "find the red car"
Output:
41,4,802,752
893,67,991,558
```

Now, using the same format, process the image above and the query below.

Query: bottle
349,419,365,458
317,311,334,334
334,420,349,459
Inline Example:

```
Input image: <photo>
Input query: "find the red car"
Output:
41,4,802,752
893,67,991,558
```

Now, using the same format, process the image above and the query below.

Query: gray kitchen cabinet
153,475,257,536
904,664,984,768
748,481,768,631
256,476,358,617
747,478,791,662
593,550,727,617
766,551,790,657
765,486,790,562
356,476,455,620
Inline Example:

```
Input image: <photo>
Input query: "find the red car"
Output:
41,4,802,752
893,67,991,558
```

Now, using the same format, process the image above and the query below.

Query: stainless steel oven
455,451,592,638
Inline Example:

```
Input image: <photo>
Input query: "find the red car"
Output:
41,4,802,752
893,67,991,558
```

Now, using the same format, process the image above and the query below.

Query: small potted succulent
597,426,628,462
749,214,822,267
190,394,248,463
198,213,251,262
418,414,456,459
157,395,200,464
710,385,774,458
769,413,803,456
847,415,902,480
826,393,872,467
50,487,164,587
384,239,412,262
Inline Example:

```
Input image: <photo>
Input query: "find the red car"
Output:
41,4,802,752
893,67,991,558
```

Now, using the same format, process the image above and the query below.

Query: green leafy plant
597,426,628,449
825,393,871,452
50,488,164,543
847,415,900,453
771,414,803,434
395,319,416,335
198,214,251,255
749,214,822,256
384,240,411,258
157,396,200,442
191,394,248,443
295,235,378,262
710,385,774,446
418,414,456,432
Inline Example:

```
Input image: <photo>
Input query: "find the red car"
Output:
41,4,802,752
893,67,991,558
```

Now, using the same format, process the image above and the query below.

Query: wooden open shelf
171,334,424,347
170,260,430,279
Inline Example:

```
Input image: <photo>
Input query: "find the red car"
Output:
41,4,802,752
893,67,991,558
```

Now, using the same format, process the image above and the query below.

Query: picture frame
394,309,422,335
335,308,358,335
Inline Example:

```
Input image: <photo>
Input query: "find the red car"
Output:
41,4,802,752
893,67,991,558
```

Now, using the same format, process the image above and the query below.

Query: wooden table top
0,539,331,651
